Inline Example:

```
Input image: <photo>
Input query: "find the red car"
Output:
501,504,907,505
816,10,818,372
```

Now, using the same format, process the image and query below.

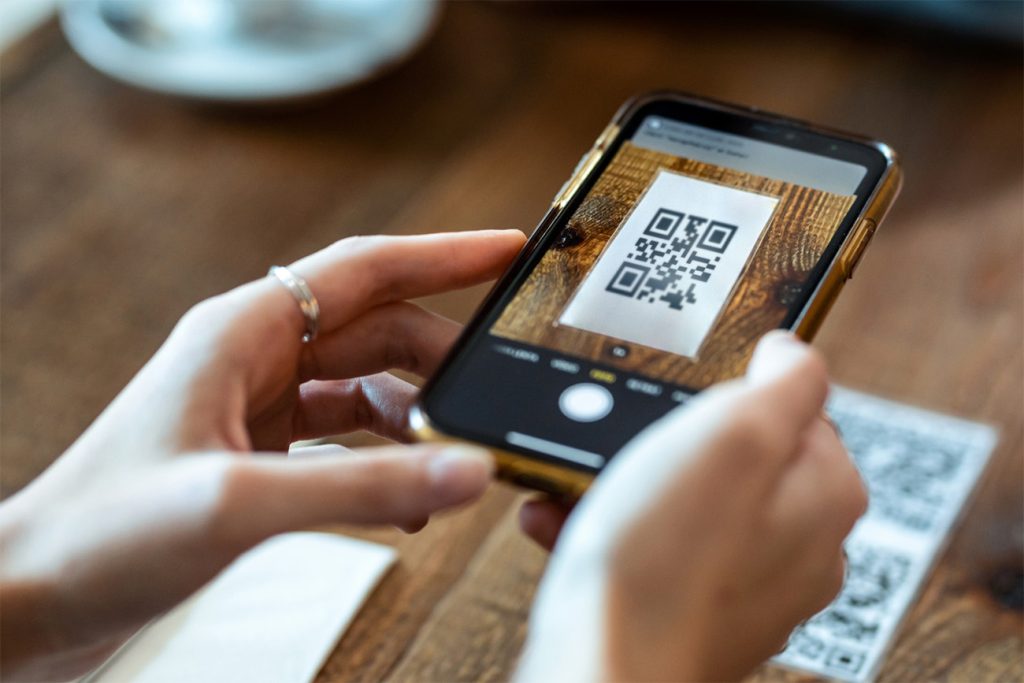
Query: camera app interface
428,115,871,469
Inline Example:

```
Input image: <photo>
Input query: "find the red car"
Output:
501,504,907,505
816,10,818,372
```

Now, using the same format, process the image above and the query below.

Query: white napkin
82,532,396,683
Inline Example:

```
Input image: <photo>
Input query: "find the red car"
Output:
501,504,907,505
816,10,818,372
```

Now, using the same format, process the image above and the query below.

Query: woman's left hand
0,229,526,681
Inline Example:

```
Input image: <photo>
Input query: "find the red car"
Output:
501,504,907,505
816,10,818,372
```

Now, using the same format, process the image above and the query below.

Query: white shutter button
558,383,614,422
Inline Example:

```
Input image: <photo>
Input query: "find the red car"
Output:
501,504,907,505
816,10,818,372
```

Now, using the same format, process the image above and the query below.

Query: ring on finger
268,265,320,343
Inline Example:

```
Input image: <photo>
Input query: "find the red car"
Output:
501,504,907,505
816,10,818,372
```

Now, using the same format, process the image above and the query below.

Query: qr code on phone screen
559,171,778,358
605,208,737,310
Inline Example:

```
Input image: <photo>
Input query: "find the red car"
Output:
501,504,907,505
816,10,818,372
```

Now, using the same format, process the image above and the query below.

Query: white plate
60,0,439,102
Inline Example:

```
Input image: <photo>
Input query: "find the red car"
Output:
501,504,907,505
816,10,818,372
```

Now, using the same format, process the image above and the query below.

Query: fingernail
762,329,802,348
428,445,495,487
748,331,811,385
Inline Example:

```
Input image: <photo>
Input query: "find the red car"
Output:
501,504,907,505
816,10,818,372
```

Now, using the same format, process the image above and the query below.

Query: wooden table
3,3,1021,681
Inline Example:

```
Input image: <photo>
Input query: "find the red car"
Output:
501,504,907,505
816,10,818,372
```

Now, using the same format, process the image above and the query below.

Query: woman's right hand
517,332,867,682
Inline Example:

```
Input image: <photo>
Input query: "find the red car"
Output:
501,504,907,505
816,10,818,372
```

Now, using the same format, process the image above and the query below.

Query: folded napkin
82,532,396,683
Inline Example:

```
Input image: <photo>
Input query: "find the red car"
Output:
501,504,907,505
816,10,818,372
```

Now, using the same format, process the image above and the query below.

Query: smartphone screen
421,97,892,473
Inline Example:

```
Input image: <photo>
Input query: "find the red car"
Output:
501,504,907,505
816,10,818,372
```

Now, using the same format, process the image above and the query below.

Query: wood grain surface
491,142,855,388
2,3,1021,682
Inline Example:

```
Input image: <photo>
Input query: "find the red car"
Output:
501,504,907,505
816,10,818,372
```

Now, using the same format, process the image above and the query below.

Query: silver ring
267,265,320,343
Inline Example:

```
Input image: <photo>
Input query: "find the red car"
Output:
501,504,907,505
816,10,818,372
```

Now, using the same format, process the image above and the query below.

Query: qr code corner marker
605,205,736,311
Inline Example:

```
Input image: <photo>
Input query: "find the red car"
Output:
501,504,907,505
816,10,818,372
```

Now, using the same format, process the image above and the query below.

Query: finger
300,302,461,382
292,373,418,442
802,550,849,617
764,419,866,565
177,230,522,361
776,418,866,533
293,230,526,332
214,444,495,544
615,332,827,478
744,331,830,433
519,497,574,552
577,377,806,533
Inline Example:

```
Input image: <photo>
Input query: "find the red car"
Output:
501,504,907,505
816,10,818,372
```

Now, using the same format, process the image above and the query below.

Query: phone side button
552,151,593,209
551,179,572,209
843,218,877,279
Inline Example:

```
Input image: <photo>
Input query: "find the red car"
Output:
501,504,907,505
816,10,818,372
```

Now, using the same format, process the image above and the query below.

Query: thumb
744,330,830,430
213,444,494,545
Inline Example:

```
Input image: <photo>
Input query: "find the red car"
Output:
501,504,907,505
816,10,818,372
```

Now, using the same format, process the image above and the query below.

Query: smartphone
411,91,902,497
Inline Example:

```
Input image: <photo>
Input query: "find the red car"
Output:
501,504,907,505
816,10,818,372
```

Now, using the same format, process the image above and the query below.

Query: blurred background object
841,0,1023,45
58,0,439,101
0,0,60,52
16,0,1013,102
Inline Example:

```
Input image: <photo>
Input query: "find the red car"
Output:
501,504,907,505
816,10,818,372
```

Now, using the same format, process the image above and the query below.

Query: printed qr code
777,544,913,678
604,207,737,311
772,388,998,683
833,409,968,532
809,544,912,645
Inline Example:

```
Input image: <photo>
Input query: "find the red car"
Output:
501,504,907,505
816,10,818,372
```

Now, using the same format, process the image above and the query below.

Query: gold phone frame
410,91,903,499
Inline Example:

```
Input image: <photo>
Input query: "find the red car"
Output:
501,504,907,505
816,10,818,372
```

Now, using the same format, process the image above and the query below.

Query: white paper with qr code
772,387,998,683
558,170,779,357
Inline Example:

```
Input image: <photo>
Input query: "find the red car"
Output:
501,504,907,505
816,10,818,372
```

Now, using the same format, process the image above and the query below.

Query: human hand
517,332,867,682
0,229,526,681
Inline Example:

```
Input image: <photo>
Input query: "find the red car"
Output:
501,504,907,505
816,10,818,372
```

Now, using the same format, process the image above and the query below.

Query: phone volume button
552,151,590,209
570,151,591,176
553,148,603,210
844,217,877,278
552,180,572,209
595,122,620,150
